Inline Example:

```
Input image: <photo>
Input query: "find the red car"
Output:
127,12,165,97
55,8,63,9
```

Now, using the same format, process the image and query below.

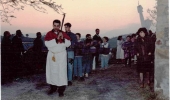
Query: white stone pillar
155,0,169,99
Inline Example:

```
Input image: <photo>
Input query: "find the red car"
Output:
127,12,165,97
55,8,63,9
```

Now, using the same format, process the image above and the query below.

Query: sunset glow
1,0,156,38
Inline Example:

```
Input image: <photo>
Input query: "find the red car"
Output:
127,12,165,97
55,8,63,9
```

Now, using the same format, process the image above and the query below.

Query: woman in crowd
100,36,110,70
116,36,124,63
136,27,153,88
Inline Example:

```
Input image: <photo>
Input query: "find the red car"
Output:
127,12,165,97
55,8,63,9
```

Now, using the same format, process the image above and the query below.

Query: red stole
44,30,71,43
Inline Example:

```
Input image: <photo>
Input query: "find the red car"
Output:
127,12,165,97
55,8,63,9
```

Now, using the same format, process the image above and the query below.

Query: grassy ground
2,64,161,100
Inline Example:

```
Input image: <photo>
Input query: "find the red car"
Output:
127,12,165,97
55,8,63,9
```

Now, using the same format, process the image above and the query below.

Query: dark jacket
136,36,152,62
66,32,77,51
122,41,133,58
82,39,92,54
100,42,110,55
2,37,12,54
147,33,156,54
12,36,24,54
93,34,102,49
33,38,43,53
1,37,12,63
74,40,84,56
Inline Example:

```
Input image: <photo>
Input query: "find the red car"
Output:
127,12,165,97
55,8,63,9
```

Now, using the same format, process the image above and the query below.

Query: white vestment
45,39,71,86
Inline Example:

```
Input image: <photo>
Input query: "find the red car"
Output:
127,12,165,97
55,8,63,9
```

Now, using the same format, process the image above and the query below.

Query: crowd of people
44,20,111,96
1,19,156,97
1,30,44,84
116,28,156,88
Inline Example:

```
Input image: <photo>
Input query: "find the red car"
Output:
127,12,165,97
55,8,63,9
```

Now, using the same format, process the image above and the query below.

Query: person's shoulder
12,36,17,40
46,30,53,34
69,32,75,35
93,34,97,37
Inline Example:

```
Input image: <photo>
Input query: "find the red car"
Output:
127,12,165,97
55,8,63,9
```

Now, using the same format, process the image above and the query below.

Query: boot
68,81,72,86
58,86,66,97
48,85,57,95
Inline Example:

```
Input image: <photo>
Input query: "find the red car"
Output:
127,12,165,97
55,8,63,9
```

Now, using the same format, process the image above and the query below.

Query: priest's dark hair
76,33,81,38
53,19,61,25
64,23,72,27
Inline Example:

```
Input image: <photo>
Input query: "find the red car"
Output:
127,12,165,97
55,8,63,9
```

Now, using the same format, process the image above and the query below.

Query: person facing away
92,28,103,67
1,31,13,84
73,33,85,81
122,35,133,67
44,19,71,97
136,27,153,88
82,34,93,78
64,22,77,86
12,30,24,55
11,30,24,78
100,36,110,70
33,32,43,53
116,36,124,63
32,32,44,72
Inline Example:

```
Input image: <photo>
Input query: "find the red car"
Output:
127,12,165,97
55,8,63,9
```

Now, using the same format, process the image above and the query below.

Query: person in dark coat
33,32,44,73
83,34,93,78
92,28,103,68
11,30,24,78
1,31,12,83
136,27,153,88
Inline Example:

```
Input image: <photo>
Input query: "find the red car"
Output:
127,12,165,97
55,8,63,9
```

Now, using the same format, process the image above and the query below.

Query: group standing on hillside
116,28,156,88
1,19,156,97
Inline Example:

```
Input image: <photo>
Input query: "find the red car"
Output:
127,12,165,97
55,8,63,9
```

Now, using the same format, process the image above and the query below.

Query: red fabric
44,30,71,42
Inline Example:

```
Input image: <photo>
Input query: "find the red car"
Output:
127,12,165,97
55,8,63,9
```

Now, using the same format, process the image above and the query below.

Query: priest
44,19,71,97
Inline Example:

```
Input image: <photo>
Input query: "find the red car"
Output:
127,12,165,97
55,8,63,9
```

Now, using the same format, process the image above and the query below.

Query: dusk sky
1,0,156,38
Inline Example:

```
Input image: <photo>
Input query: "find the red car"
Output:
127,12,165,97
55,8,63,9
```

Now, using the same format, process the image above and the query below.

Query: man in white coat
44,20,71,97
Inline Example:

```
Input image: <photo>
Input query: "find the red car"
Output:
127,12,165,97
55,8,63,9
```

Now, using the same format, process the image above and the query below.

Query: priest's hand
57,32,63,39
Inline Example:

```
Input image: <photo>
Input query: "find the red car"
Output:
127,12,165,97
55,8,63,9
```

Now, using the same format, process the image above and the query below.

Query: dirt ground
1,64,156,100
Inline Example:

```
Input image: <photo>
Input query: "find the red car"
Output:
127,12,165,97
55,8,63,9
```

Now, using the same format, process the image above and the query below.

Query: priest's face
53,22,60,31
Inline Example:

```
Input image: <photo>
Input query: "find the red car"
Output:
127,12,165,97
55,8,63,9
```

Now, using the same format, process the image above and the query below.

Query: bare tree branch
147,0,157,28
0,0,64,24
